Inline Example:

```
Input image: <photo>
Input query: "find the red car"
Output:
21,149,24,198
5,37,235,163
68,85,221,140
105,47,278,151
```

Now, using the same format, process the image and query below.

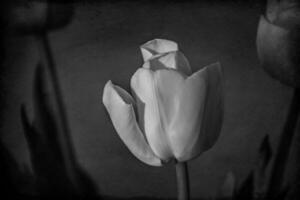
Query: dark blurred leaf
234,171,254,200
258,135,272,170
20,104,39,155
32,63,66,164
20,62,98,196
0,139,35,196
274,185,290,200
254,135,272,198
218,171,236,200
266,90,300,199
0,139,20,195
286,179,300,200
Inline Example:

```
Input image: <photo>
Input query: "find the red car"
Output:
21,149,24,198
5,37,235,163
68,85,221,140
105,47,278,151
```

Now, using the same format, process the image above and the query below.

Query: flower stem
176,162,190,200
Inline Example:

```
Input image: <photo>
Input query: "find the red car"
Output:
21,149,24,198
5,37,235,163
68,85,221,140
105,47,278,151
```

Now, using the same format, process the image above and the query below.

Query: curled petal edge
140,38,178,62
102,81,162,166
142,51,192,75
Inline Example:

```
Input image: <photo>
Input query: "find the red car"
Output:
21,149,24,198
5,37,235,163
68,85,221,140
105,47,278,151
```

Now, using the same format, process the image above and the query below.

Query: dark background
0,0,297,199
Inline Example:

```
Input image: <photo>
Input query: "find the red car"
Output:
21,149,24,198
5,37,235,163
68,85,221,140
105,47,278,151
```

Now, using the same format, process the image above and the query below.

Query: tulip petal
140,39,178,62
150,63,223,161
179,62,223,161
152,68,208,161
200,63,223,150
102,81,162,166
130,69,173,161
257,15,300,87
266,0,300,29
143,51,192,75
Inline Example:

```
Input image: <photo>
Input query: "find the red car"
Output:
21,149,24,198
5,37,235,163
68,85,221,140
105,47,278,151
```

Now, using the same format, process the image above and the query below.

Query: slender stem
176,162,190,200
267,89,300,198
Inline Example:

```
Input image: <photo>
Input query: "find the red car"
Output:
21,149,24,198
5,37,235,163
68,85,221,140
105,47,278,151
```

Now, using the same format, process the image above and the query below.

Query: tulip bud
102,39,224,166
3,0,73,34
256,0,300,87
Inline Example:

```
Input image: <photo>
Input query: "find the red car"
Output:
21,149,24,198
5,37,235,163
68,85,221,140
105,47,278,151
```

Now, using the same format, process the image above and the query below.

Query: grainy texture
0,1,294,199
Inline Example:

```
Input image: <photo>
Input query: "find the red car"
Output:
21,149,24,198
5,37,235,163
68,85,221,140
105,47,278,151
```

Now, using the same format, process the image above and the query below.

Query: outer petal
142,51,192,75
178,62,223,161
197,63,223,154
149,63,223,162
102,81,162,166
152,69,207,161
130,69,173,161
140,39,178,62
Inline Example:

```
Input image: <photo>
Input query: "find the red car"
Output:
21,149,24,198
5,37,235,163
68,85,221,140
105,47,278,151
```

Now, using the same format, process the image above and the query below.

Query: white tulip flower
102,39,223,166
